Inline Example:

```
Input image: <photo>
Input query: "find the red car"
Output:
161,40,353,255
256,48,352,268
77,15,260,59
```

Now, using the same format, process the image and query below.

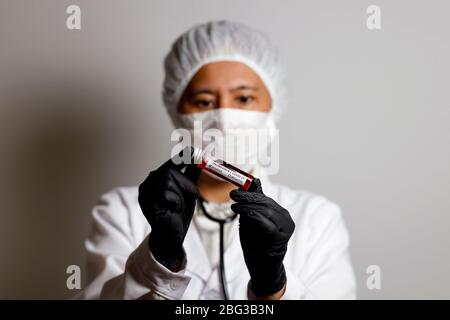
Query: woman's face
178,61,272,114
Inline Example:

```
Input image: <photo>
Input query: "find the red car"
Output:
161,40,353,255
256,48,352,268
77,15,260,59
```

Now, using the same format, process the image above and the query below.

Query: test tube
192,147,255,191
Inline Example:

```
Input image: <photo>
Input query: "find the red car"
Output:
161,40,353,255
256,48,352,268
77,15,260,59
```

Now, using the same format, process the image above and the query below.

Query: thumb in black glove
230,178,295,297
138,149,201,271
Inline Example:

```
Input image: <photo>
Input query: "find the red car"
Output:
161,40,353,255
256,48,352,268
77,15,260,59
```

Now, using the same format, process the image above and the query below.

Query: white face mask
175,108,277,176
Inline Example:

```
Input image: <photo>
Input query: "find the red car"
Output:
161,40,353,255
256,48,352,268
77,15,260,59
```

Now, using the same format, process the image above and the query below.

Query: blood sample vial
191,147,255,191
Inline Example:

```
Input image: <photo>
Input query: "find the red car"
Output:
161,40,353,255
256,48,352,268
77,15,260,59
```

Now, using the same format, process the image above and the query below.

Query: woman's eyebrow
230,85,259,92
188,88,215,97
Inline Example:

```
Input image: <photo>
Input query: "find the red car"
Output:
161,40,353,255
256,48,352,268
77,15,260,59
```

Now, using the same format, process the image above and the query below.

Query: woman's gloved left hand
230,178,295,298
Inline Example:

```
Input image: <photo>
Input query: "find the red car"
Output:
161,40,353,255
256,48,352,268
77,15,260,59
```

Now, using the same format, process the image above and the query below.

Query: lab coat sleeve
77,188,191,300
281,199,356,300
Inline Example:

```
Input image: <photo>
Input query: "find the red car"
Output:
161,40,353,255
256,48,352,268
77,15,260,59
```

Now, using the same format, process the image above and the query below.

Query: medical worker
78,20,356,300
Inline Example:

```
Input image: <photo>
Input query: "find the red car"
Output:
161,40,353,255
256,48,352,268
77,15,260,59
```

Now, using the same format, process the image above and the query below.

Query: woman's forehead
186,61,267,92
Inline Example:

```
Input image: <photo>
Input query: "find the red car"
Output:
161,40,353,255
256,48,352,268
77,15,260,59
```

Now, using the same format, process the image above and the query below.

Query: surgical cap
162,20,286,125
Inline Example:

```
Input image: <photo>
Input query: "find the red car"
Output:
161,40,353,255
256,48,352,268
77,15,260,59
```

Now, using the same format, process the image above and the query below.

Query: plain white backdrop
0,0,449,298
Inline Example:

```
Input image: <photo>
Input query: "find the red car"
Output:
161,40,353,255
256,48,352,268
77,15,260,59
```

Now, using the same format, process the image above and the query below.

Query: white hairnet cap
162,20,286,124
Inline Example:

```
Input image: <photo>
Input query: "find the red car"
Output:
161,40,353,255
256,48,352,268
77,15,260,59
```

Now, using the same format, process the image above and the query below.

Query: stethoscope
198,196,238,300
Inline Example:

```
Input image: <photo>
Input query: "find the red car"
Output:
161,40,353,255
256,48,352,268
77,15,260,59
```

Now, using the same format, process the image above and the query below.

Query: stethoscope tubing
198,196,238,300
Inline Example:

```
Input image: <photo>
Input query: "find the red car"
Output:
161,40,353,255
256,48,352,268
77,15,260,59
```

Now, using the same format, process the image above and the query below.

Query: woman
78,20,356,300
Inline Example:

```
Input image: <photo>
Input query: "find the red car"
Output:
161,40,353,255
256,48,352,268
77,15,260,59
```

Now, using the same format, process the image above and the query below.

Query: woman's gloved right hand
138,152,201,271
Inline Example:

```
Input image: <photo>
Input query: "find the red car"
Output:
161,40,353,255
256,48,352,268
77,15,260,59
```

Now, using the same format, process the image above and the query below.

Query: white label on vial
205,160,248,186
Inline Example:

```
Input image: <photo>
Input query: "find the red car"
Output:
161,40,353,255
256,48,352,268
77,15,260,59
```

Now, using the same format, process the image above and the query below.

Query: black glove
138,150,201,271
230,178,295,297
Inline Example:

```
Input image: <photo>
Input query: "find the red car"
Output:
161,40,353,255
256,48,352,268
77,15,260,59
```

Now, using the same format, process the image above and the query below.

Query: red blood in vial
197,159,254,191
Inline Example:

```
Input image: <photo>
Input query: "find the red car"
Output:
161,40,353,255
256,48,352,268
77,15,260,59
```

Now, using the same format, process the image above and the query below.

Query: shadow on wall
0,77,151,299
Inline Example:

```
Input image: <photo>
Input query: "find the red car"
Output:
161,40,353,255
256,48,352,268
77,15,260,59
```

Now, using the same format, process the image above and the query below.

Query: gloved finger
140,176,177,202
229,178,263,201
247,199,292,231
233,202,291,235
168,168,199,198
184,164,202,184
161,190,182,212
265,205,295,234
237,200,294,235
247,178,263,193
157,177,182,196
147,178,183,206
232,202,274,221
232,203,276,228
231,202,254,215
230,187,266,204
156,211,184,240
234,203,279,236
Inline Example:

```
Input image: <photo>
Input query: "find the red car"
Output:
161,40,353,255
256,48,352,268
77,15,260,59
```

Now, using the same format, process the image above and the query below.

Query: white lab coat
77,171,356,300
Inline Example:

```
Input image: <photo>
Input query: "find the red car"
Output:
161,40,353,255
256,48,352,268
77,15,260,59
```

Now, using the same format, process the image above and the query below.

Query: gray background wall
0,0,449,299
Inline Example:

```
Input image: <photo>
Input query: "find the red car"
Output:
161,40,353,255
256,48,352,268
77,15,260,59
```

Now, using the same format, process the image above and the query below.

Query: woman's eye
194,100,214,108
237,95,254,105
